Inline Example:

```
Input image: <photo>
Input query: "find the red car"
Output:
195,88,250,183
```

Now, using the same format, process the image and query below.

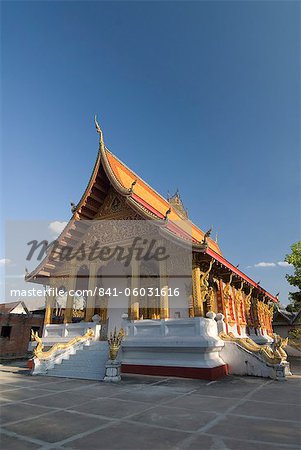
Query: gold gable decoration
167,190,188,219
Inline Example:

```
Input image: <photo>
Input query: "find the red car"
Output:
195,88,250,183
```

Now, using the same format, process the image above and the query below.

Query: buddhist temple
26,119,290,381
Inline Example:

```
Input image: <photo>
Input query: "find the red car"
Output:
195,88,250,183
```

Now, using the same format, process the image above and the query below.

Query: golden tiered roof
104,149,222,254
25,119,278,303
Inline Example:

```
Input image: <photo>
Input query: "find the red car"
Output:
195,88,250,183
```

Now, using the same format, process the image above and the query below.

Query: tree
285,241,301,312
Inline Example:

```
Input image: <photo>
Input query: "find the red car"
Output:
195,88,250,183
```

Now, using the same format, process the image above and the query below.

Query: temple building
26,119,287,380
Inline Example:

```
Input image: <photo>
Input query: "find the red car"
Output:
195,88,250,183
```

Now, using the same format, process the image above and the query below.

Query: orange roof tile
105,150,222,255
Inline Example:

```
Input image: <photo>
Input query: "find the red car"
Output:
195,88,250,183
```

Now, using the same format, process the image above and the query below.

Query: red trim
118,193,276,304
27,359,34,370
132,193,199,242
121,364,228,380
206,248,278,302
166,221,196,242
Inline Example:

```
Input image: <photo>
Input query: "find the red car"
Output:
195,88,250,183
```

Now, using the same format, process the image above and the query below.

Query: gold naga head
200,260,213,289
273,333,288,349
31,329,41,343
223,272,233,297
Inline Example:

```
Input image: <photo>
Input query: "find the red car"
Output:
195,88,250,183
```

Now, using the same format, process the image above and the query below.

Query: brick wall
0,313,44,358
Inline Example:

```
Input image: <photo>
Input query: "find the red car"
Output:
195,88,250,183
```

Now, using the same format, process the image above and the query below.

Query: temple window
1,326,12,339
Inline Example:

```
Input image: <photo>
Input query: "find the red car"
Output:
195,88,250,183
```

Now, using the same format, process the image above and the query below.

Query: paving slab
150,377,208,393
24,389,101,409
129,404,217,431
220,436,301,450
3,410,110,444
192,376,268,399
176,433,228,450
0,402,57,425
119,374,168,385
76,382,134,397
0,377,43,387
0,387,54,402
248,380,301,405
230,398,301,422
112,384,184,404
68,397,153,419
62,420,190,450
206,415,301,446
166,392,240,412
0,432,41,450
0,384,22,393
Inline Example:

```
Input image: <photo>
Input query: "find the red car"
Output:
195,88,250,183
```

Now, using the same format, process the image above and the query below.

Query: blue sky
1,1,299,305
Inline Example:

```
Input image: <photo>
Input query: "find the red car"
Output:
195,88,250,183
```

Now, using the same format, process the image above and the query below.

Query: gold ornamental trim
200,260,213,305
31,328,94,360
108,327,124,360
223,273,233,308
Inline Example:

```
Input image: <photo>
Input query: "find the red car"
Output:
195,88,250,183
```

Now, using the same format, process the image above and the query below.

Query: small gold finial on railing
108,327,124,360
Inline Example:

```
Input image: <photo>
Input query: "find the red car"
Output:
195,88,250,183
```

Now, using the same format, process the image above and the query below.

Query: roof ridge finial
164,208,171,220
94,115,105,149
202,225,213,245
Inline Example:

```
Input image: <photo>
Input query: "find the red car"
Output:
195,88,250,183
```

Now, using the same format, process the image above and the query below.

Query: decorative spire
202,225,213,245
94,115,105,149
167,189,188,219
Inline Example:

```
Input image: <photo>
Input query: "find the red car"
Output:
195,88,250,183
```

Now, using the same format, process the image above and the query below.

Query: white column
64,265,78,324
130,257,140,320
85,263,98,322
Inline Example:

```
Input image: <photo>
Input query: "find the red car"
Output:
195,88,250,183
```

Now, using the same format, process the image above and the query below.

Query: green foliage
288,328,301,340
285,242,301,312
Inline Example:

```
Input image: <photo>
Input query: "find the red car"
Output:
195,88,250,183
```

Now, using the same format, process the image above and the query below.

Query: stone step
53,355,108,364
49,364,104,371
44,340,109,380
47,368,104,376
47,372,103,381
50,363,106,371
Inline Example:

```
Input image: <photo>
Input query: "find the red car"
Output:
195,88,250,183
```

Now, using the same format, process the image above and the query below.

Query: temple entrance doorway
139,261,160,319
101,260,129,334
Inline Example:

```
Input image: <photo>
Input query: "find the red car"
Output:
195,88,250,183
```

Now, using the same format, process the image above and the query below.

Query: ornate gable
167,190,188,219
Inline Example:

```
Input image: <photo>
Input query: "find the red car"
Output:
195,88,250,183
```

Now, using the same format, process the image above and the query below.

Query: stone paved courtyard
0,364,300,450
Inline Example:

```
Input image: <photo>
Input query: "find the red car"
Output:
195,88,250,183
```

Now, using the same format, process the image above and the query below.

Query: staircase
43,341,109,380
220,341,291,380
